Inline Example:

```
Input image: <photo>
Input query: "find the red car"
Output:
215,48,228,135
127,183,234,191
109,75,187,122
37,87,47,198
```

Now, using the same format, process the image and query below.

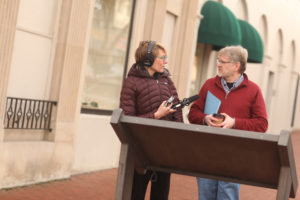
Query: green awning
197,1,241,47
238,20,264,63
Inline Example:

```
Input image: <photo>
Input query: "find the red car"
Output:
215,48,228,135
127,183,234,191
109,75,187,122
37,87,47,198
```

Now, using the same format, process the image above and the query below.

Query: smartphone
213,113,224,119
213,113,225,124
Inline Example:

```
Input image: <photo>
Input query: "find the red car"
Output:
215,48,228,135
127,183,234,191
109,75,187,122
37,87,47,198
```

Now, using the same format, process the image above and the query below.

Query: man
188,45,268,200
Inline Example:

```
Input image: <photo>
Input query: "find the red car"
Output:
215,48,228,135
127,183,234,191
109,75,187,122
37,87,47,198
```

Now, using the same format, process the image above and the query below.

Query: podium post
114,144,134,200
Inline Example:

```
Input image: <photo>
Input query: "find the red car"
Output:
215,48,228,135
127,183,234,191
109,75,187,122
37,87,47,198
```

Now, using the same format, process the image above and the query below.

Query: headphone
143,41,156,66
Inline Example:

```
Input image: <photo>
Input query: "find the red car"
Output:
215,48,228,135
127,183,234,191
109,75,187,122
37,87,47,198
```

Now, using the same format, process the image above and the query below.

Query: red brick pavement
0,131,299,200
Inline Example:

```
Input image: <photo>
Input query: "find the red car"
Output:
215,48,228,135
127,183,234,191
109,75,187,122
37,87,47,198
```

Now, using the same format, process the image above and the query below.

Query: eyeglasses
157,55,168,62
216,58,232,65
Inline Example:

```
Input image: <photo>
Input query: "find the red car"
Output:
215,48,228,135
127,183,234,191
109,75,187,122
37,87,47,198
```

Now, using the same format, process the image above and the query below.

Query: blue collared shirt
221,74,244,96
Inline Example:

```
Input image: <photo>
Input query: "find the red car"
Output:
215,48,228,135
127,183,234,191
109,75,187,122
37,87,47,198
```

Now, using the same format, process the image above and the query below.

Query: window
81,0,134,113
266,71,275,115
8,0,59,100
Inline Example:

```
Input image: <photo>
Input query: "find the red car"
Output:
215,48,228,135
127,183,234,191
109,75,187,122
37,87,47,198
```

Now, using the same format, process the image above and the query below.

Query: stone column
48,0,94,174
0,0,20,141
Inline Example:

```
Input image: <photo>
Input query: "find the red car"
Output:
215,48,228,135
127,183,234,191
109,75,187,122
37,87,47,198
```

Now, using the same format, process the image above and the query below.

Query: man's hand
204,114,223,127
219,113,235,129
204,113,235,129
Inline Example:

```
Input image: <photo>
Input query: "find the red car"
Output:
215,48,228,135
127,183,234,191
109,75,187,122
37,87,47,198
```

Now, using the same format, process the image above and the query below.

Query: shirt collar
221,74,244,94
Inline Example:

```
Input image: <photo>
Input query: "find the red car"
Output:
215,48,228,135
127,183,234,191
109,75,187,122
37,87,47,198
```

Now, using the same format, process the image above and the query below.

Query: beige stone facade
0,0,300,189
0,0,94,188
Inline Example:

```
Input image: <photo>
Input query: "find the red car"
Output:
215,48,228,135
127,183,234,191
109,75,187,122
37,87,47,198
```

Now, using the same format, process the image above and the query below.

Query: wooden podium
110,109,298,200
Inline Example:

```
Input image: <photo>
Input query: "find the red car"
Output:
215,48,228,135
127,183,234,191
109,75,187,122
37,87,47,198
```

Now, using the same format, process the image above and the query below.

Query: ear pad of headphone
143,54,154,66
143,41,155,66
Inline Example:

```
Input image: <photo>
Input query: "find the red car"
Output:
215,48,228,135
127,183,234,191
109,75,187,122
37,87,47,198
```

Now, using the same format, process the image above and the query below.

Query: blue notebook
204,91,221,114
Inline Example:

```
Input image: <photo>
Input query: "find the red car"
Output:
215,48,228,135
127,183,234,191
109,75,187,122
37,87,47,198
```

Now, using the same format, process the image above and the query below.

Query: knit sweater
188,74,268,132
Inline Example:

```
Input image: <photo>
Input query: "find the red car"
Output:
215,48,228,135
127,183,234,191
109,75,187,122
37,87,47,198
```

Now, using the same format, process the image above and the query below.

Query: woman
120,40,183,200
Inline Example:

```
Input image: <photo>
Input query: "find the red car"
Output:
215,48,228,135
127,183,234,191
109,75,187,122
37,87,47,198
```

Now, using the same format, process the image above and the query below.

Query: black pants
131,169,170,200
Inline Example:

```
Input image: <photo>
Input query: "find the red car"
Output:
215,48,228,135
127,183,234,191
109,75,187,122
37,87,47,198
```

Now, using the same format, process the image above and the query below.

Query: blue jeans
196,177,240,200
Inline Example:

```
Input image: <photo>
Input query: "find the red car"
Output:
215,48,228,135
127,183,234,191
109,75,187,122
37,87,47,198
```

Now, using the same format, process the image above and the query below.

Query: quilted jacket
120,64,183,123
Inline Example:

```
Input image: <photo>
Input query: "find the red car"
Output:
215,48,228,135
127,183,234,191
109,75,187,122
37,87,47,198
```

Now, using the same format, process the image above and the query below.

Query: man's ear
234,62,241,72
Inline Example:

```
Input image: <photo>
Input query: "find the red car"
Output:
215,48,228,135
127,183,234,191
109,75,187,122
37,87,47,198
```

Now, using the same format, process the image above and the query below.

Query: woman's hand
154,101,176,119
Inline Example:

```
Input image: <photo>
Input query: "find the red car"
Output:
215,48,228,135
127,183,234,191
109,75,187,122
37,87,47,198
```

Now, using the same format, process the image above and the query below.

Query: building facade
0,0,299,189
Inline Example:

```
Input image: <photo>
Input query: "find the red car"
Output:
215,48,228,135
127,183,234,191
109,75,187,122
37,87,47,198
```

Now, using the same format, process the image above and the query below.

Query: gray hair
218,45,248,73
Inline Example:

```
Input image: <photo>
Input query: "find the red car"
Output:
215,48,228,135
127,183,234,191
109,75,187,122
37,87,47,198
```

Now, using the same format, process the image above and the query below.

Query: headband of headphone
143,41,156,66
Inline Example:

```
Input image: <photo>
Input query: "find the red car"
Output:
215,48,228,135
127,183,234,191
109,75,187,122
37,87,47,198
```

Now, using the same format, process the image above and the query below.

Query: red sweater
188,74,268,132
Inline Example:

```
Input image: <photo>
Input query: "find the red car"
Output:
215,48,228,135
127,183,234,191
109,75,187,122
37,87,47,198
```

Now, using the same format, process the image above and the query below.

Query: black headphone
143,41,156,66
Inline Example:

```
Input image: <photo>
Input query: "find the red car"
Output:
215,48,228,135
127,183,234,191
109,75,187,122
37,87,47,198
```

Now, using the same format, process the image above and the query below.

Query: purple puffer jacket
120,64,183,123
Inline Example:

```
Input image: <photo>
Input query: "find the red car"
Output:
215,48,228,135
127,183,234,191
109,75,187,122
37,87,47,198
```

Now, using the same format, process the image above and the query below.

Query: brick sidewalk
0,131,299,200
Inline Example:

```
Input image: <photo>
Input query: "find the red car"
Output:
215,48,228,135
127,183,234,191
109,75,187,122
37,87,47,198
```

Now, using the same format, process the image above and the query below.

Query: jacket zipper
225,92,229,99
224,84,245,99
156,79,163,102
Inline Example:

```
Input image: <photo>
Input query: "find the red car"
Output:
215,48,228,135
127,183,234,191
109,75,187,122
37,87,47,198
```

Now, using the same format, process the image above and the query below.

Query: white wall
0,141,71,189
72,114,121,173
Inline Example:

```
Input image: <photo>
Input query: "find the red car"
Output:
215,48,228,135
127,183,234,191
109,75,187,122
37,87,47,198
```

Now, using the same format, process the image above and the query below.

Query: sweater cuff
234,118,239,129
203,115,208,125
232,118,235,129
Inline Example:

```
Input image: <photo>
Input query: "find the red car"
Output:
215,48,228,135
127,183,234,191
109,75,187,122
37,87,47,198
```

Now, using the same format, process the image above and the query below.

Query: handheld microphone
165,96,174,107
171,95,199,109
